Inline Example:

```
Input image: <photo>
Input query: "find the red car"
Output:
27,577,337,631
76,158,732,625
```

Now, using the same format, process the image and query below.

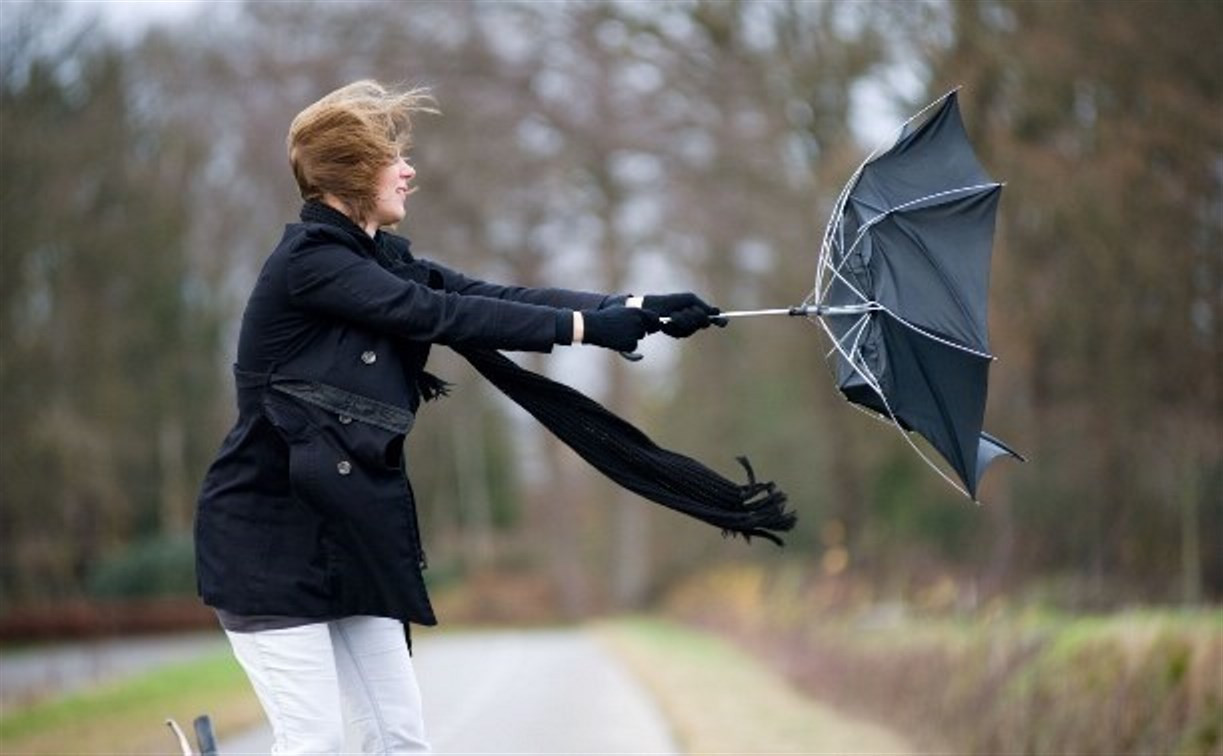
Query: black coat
195,203,614,626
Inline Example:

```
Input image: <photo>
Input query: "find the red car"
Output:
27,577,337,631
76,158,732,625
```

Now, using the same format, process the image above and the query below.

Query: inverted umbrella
707,89,1022,500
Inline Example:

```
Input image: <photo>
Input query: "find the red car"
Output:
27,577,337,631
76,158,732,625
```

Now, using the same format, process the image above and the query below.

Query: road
221,628,679,754
0,631,227,711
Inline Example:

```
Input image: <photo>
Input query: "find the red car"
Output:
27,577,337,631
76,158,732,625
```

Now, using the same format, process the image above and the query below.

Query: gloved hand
580,307,661,352
641,293,727,338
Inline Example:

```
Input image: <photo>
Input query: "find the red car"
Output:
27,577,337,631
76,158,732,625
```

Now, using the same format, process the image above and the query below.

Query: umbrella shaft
721,307,804,318
659,304,872,322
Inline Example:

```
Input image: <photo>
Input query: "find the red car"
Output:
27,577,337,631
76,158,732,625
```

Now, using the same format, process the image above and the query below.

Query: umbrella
708,89,1022,500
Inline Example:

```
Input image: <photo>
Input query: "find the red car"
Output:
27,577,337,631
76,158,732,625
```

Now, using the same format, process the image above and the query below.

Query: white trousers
225,616,430,755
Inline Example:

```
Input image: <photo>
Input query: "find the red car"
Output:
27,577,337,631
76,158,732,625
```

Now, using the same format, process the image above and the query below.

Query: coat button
361,350,377,365
336,460,352,476
338,414,353,425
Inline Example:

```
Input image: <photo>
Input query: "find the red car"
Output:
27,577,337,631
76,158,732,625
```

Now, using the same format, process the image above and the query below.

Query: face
369,155,416,228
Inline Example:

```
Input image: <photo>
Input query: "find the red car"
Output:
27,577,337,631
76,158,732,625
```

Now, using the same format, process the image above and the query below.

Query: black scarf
301,202,796,545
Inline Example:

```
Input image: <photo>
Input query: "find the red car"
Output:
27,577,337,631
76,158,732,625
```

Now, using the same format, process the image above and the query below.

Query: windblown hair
287,80,436,225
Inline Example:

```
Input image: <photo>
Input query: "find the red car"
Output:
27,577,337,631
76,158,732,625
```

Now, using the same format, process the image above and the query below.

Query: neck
321,194,377,238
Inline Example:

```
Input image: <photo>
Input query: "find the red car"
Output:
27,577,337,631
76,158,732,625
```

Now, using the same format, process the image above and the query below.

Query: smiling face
367,155,416,231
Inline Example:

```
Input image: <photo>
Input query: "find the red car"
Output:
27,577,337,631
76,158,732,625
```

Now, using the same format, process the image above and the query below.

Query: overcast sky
66,0,203,41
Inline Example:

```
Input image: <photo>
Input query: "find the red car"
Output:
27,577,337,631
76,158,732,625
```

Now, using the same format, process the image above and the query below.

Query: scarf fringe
417,371,452,402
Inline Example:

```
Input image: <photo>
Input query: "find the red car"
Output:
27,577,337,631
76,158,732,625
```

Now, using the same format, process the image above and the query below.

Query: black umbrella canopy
818,91,1022,499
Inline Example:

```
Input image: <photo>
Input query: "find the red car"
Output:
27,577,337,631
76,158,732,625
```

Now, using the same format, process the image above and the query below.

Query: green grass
595,616,915,755
0,651,263,755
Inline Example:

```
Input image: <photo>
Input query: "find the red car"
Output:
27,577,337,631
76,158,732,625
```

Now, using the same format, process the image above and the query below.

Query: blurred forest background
1,0,1220,620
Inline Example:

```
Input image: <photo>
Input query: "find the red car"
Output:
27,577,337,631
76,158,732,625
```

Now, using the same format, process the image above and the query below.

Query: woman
194,80,720,754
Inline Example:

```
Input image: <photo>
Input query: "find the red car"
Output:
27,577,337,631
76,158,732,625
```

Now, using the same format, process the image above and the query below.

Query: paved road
0,631,227,711
221,628,680,754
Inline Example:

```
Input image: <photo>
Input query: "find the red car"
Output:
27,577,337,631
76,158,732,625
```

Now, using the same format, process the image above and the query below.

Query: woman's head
287,80,436,228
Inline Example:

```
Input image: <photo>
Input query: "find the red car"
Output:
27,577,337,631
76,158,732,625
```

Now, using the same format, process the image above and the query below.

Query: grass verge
666,563,1223,756
595,616,914,755
0,650,263,755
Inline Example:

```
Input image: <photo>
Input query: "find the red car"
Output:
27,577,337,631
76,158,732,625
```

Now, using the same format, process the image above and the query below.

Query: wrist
626,295,644,309
573,310,584,344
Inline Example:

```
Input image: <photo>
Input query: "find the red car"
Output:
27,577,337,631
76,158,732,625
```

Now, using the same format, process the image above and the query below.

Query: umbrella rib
876,306,995,360
816,87,962,297
818,156,872,296
817,315,972,500
816,316,883,397
818,208,877,308
845,314,873,365
820,251,872,307
824,312,872,362
885,409,973,500
846,182,1002,259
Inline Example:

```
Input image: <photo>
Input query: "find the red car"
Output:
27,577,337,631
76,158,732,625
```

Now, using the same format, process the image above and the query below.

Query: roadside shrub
665,563,1223,755
85,533,196,599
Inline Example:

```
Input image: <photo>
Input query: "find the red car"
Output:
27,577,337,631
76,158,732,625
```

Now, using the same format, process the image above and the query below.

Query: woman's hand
638,293,726,338
578,307,661,352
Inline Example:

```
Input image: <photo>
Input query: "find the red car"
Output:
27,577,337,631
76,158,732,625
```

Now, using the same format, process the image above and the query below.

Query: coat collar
300,200,375,250
299,200,414,269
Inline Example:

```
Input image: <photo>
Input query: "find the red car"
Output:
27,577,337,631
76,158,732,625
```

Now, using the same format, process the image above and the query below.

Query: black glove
642,292,726,338
581,307,661,352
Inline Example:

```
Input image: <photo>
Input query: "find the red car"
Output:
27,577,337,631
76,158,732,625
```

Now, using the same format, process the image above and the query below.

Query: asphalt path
221,628,680,755
0,631,227,711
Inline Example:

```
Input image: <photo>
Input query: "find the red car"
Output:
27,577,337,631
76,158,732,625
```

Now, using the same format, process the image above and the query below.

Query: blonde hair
287,80,436,224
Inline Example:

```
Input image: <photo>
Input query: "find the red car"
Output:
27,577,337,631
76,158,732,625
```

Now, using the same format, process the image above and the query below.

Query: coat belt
233,366,416,435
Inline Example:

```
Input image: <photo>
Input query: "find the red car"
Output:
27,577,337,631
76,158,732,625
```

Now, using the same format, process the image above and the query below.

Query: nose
400,158,415,179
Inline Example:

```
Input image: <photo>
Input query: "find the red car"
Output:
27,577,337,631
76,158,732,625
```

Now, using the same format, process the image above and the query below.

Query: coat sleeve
422,259,624,311
287,235,565,352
